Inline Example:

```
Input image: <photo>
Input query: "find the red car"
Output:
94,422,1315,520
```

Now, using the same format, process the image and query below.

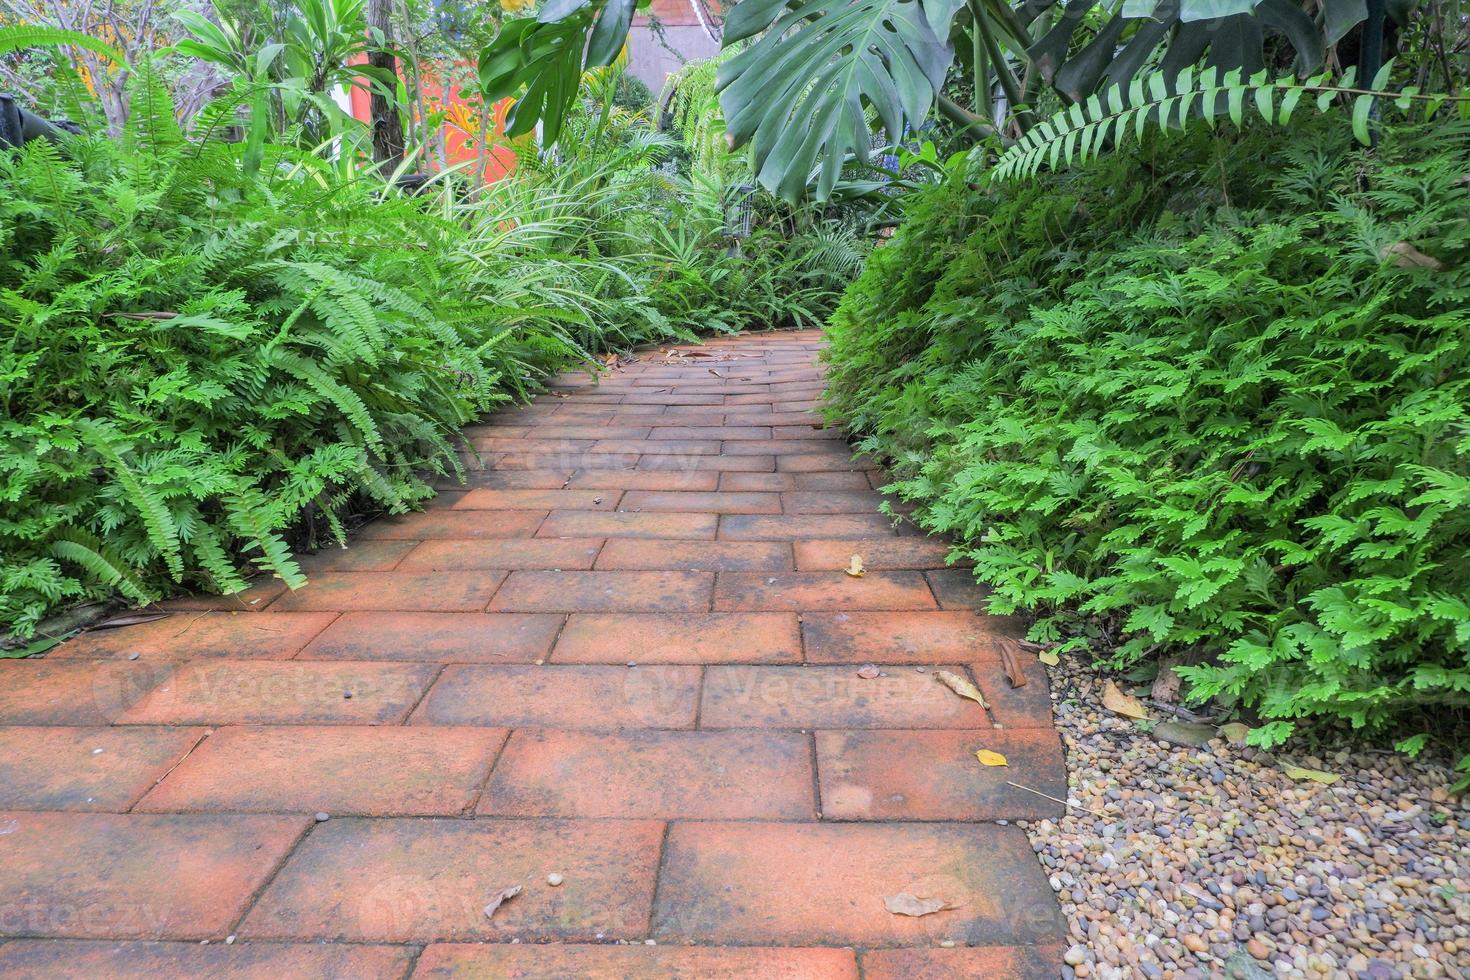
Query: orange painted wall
348,60,518,183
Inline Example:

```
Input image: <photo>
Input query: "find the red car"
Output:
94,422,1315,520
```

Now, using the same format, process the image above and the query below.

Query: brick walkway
0,330,1067,978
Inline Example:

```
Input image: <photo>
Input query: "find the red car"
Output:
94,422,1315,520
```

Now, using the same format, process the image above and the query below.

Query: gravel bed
1021,654,1470,979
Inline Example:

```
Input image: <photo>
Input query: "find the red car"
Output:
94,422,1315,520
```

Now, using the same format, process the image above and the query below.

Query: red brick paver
22,331,1062,974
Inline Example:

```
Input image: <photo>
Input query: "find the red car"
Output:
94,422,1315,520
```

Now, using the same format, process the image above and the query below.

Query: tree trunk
367,0,405,174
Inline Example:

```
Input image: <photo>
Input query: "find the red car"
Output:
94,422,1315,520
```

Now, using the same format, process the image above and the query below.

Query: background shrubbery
0,55,867,639
825,118,1470,759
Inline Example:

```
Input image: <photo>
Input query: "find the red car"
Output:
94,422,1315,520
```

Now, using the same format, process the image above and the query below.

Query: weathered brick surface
0,331,1062,964
652,822,1065,946
412,665,701,729
0,941,416,979
480,729,814,819
554,611,800,664
414,944,857,978
299,611,561,663
136,726,507,816
241,817,663,942
0,811,306,939
0,726,206,811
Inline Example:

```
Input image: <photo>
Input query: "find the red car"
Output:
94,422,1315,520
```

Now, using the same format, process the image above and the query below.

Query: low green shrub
825,119,1470,761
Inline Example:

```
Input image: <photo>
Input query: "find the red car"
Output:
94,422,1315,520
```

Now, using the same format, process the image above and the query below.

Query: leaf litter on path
482,884,522,919
884,893,954,917
934,670,989,709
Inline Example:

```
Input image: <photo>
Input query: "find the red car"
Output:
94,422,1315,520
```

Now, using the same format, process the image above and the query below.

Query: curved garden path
0,329,1067,978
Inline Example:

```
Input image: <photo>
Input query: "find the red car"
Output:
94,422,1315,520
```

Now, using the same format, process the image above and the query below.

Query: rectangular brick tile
469,437,595,454
652,822,1065,946
397,538,602,571
558,402,662,416
414,944,856,980
296,540,416,572
529,426,652,439
269,571,506,613
775,453,875,473
636,454,774,473
723,411,825,427
299,612,561,663
136,726,507,816
793,470,871,490
54,612,336,662
567,470,719,492
449,469,574,489
621,392,723,405
356,510,546,540
595,540,790,572
412,665,700,729
0,661,172,725
714,571,937,612
782,491,889,515
926,568,990,610
816,729,1066,820
0,727,206,811
489,571,712,613
590,440,719,456
719,514,896,540
718,471,797,491
861,946,1064,980
497,452,636,471
0,940,415,980
721,439,843,456
553,613,800,664
453,489,619,511
537,511,716,540
620,491,782,514
241,817,663,942
480,729,814,819
0,812,306,939
974,662,1056,729
802,612,1007,664
117,662,437,726
700,665,988,729
650,426,771,440
794,538,956,571
771,425,843,440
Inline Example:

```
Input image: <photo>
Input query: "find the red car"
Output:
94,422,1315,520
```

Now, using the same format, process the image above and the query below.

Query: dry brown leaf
91,612,171,630
857,664,881,679
975,749,1009,767
482,884,522,919
845,555,865,578
1380,241,1445,270
883,893,951,917
935,670,989,709
1102,680,1149,720
999,644,1027,689
1282,765,1340,785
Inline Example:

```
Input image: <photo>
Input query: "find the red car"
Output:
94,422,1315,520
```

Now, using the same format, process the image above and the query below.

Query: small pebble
127,652,140,660
547,873,563,886
1024,655,1469,978
314,812,330,822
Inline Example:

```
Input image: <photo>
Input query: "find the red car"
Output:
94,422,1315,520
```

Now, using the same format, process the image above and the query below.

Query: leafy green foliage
993,63,1464,181
826,117,1470,758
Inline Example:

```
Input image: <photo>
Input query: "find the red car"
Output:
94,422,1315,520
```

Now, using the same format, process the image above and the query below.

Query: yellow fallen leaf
1102,680,1149,720
1282,765,1339,785
976,749,1008,767
845,555,865,578
883,893,951,917
934,670,989,709
1038,649,1059,666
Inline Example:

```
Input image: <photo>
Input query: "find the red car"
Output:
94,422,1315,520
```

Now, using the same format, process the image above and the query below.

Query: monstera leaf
477,0,640,142
716,0,965,201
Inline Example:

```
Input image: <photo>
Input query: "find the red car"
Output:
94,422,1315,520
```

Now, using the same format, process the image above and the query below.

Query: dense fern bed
824,118,1470,773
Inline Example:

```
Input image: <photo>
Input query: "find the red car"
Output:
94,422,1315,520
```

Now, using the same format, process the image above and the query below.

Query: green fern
992,64,1470,183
